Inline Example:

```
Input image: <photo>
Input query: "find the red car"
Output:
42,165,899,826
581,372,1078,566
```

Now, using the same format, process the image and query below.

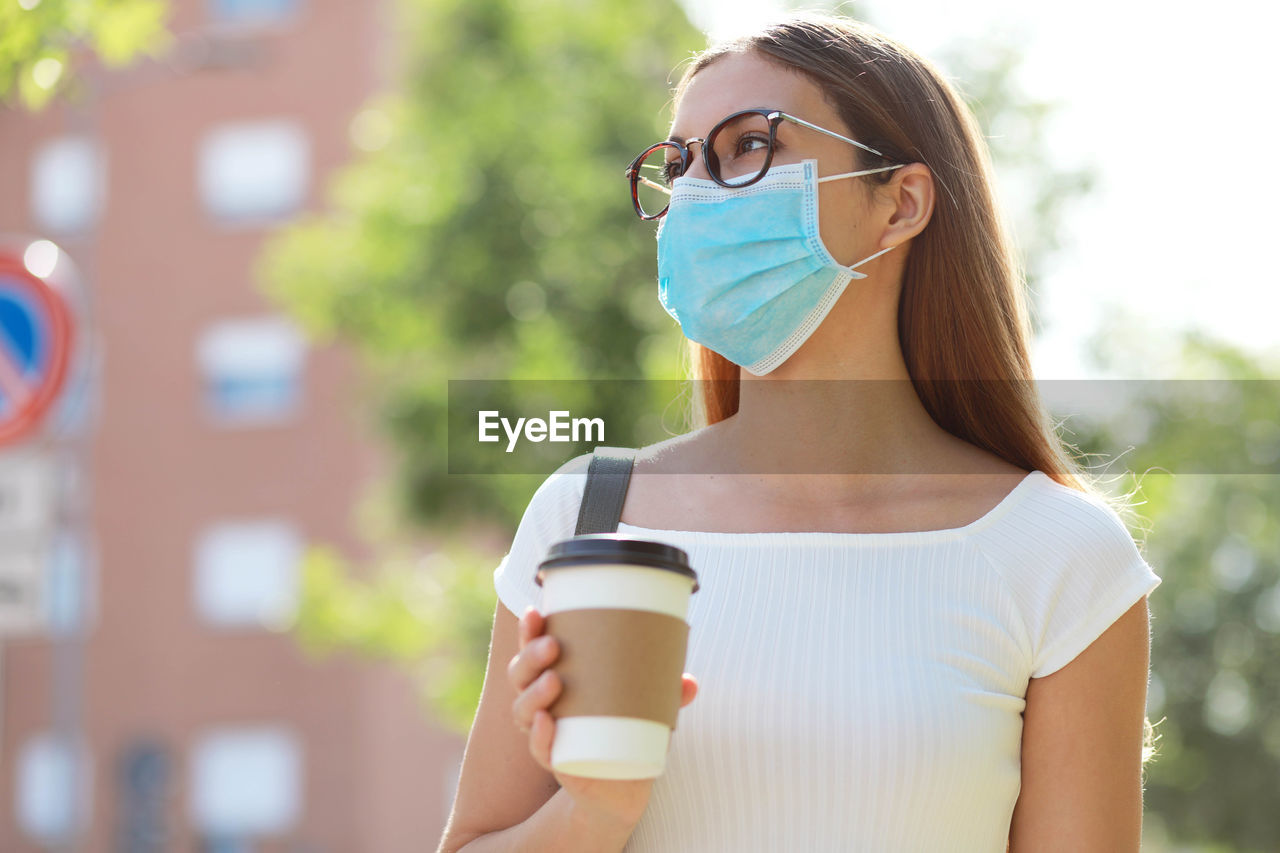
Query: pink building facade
0,2,462,849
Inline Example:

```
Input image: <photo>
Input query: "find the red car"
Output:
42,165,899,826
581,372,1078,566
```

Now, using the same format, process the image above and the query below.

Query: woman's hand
508,605,698,832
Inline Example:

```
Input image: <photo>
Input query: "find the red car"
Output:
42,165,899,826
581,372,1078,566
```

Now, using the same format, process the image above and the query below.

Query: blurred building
0,1,463,850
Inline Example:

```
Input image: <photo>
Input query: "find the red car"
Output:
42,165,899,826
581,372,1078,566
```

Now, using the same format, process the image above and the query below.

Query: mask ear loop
842,244,897,279
813,163,906,278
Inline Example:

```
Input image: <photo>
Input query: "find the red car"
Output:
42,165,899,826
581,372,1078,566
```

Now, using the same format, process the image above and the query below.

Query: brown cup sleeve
545,608,690,730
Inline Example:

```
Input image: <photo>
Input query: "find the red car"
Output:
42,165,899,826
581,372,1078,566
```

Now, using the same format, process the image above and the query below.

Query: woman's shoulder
527,432,708,523
631,421,728,472
973,473,1161,680
529,450,594,513
971,470,1148,571
1015,473,1138,538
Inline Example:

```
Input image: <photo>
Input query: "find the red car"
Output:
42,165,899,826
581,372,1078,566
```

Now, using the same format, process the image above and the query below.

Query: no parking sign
0,249,74,445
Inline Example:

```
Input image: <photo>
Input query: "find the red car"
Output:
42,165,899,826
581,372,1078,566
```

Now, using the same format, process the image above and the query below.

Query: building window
208,0,300,27
196,316,305,425
117,740,175,851
15,733,92,844
198,121,309,223
190,727,301,841
193,520,301,628
30,136,106,234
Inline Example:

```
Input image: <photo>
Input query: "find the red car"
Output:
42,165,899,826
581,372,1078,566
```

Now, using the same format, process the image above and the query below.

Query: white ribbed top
492,454,1163,852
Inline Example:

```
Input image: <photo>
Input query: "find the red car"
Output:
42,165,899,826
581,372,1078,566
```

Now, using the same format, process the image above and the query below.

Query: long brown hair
675,13,1098,495
672,11,1159,770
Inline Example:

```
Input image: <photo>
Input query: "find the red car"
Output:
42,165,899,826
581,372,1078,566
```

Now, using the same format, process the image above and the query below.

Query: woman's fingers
517,606,542,649
508,629,560,689
508,606,554,684
513,667,562,733
530,709,555,772
680,673,698,707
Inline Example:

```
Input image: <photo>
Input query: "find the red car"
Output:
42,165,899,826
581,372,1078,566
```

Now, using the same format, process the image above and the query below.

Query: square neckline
614,470,1048,546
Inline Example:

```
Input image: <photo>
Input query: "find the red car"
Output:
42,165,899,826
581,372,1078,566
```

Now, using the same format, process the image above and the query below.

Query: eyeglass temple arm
633,172,673,196
777,112,888,158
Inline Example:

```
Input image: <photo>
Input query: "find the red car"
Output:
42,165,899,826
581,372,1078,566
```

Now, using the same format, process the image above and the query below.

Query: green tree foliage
0,0,171,109
1076,321,1280,853
291,539,502,733
261,0,704,531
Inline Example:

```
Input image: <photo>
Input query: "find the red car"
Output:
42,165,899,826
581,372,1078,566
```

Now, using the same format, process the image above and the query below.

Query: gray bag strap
574,446,638,535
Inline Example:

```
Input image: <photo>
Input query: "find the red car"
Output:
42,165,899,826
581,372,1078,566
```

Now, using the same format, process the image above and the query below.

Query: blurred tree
0,0,171,109
261,0,703,531
291,537,504,733
1075,318,1280,853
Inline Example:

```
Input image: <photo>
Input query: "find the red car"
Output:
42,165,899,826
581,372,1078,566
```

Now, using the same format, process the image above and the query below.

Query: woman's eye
663,160,684,183
735,135,770,157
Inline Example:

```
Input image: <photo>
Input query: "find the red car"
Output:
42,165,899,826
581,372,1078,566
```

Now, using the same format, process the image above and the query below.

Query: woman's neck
724,371,949,475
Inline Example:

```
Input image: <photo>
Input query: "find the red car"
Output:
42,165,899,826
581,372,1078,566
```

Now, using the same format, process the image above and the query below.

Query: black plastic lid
536,534,699,593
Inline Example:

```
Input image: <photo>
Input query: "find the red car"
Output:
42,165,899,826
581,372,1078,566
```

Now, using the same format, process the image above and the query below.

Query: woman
440,12,1161,852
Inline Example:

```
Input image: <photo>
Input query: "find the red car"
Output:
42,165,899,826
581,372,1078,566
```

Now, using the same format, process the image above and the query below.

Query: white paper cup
536,535,699,780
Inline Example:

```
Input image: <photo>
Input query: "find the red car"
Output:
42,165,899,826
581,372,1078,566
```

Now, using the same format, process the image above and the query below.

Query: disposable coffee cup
535,534,700,780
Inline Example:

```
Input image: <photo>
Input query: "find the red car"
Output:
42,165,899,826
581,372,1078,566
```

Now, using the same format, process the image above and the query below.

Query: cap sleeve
976,481,1163,679
1031,494,1161,678
492,453,591,618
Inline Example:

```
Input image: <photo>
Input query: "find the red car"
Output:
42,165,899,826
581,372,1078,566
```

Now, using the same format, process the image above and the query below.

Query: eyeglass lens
704,111,774,185
632,111,777,218
634,143,682,219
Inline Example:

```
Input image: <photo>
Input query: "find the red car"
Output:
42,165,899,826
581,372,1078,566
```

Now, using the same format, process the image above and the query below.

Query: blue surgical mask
655,158,903,375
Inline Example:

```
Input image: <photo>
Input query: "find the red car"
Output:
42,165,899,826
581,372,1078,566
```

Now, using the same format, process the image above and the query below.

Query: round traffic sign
0,251,74,445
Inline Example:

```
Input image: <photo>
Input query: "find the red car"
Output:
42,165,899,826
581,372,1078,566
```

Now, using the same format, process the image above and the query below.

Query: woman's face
669,50,881,268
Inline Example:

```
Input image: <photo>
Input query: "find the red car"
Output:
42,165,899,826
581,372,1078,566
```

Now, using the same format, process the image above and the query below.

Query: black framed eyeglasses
624,108,894,220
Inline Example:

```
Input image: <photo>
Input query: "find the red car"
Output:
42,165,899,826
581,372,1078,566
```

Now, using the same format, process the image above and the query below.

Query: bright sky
681,0,1280,379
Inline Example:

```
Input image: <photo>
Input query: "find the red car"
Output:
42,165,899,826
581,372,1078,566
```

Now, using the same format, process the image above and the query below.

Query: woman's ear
879,162,935,248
